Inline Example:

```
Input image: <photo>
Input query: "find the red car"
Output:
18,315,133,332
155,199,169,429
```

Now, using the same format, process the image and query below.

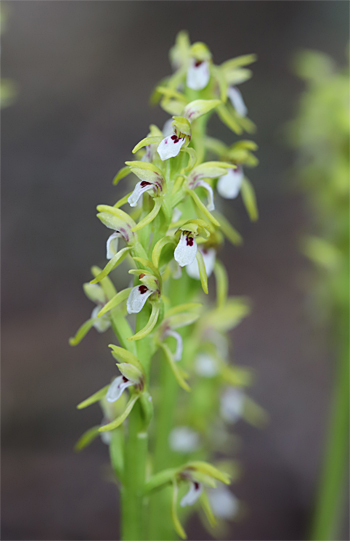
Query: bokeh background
2,2,349,540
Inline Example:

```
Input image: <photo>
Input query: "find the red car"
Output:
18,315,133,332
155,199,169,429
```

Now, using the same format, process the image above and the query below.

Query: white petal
163,328,183,361
128,181,156,208
162,118,175,137
106,232,120,260
106,376,133,403
141,144,154,163
220,388,245,423
195,353,218,378
172,207,182,222
157,135,185,161
180,481,203,507
174,233,197,267
227,86,247,117
186,60,210,90
126,285,153,314
217,167,244,199
91,306,111,333
193,180,215,211
186,248,216,280
169,426,199,453
208,487,239,519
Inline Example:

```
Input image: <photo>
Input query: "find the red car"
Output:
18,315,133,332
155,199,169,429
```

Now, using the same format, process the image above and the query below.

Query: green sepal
90,247,131,284
125,160,164,184
109,344,144,373
216,104,242,134
131,198,162,232
172,116,191,136
114,192,133,209
132,136,163,154
155,86,187,103
83,283,106,304
221,54,257,71
213,211,243,246
127,302,161,342
144,468,178,494
69,318,96,347
132,256,160,280
203,298,250,332
171,479,187,539
214,260,228,308
97,288,132,318
161,97,185,116
186,188,220,227
241,177,258,221
190,42,212,62
196,249,208,294
165,302,202,317
113,166,131,185
91,266,117,300
74,426,100,452
117,362,144,383
211,65,228,102
159,341,190,392
184,99,221,122
77,385,110,410
182,461,231,485
199,491,217,527
166,312,200,329
99,394,140,431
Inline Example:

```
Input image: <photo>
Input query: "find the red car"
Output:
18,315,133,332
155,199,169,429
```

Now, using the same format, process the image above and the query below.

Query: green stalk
309,316,349,540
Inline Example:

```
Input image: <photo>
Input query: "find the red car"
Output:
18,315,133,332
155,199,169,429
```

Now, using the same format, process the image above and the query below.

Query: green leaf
74,426,100,452
159,342,190,392
213,211,243,246
90,248,131,284
77,385,110,410
171,480,187,539
97,288,132,318
196,250,208,294
69,318,96,346
127,302,160,342
241,177,258,221
99,394,140,431
112,166,131,185
214,260,228,308
131,198,162,232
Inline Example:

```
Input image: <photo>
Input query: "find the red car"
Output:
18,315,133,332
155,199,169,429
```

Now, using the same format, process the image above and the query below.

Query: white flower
186,247,216,280
163,328,183,361
220,388,245,423
91,305,111,333
126,285,154,314
157,134,186,161
217,166,244,199
106,375,134,403
208,487,239,519
186,59,210,90
180,481,203,507
169,426,200,453
227,86,247,117
194,353,218,378
128,180,161,208
174,232,197,267
106,232,120,259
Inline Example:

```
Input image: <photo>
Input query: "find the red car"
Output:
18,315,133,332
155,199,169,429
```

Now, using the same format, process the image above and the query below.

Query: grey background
2,1,349,540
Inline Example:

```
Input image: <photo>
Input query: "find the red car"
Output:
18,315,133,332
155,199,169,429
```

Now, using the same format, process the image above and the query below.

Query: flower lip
180,480,203,507
174,231,198,267
217,166,244,199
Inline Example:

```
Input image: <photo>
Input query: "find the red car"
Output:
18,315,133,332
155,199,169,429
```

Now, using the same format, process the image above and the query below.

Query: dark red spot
194,481,200,490
122,376,128,383
139,273,145,279
194,60,203,67
186,235,194,247
171,134,177,141
139,285,148,294
140,181,151,187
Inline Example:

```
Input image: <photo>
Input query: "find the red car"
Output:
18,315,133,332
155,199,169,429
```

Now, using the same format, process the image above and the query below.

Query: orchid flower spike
227,86,248,117
217,165,244,199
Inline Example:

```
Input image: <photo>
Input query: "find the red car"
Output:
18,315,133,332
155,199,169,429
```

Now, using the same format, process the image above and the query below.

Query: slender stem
309,316,349,540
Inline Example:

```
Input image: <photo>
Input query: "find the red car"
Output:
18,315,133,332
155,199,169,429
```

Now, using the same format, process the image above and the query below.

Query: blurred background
2,2,349,540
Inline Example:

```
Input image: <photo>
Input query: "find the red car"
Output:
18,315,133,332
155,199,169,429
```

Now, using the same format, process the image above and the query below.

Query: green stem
121,305,152,540
309,317,349,540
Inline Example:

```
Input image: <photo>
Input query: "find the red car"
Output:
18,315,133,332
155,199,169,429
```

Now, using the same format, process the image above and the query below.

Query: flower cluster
71,31,262,539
